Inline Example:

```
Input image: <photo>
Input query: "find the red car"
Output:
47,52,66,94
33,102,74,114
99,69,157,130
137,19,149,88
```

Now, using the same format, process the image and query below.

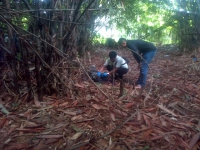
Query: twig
129,127,151,134
95,111,137,141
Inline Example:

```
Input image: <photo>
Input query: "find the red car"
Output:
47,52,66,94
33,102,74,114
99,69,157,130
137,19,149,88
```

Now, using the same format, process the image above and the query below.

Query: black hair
109,51,117,59
118,38,126,45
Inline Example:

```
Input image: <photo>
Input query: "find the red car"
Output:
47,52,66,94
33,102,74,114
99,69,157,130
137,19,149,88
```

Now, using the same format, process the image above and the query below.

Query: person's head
118,38,127,47
109,51,117,62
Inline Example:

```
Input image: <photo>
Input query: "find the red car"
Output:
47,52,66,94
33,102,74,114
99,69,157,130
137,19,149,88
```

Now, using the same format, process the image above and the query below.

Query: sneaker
135,85,142,89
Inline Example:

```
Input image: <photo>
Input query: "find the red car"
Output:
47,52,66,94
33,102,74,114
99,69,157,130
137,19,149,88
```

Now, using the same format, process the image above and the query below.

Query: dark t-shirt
126,39,156,63
126,40,156,53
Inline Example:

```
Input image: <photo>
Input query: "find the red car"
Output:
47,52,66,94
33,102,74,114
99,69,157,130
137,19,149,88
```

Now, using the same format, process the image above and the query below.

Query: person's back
126,39,156,53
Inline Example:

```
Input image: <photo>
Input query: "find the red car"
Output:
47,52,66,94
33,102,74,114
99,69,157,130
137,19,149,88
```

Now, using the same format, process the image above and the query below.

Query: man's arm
100,59,109,72
132,52,141,64
127,43,141,64
109,67,119,74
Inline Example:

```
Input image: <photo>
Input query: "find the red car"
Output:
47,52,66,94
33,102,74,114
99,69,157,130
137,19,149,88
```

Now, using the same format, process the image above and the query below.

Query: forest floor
0,47,200,150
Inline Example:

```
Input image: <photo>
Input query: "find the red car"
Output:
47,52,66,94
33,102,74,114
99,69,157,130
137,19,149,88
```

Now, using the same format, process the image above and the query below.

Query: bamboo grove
0,0,109,101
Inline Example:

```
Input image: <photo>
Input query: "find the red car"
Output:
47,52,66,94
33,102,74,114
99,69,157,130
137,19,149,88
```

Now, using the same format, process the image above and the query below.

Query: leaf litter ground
0,49,200,150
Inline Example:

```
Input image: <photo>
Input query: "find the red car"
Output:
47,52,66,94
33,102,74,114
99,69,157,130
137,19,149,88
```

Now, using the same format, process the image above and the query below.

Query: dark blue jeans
136,51,156,87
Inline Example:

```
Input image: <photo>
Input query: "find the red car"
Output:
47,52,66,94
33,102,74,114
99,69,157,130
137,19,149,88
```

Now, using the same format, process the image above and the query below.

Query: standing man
118,38,156,89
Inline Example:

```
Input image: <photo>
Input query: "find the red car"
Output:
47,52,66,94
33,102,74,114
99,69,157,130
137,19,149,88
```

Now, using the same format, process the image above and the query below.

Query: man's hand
99,66,105,72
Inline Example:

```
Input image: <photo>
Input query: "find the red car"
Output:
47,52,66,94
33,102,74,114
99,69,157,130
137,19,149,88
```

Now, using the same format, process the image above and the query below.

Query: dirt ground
0,48,200,150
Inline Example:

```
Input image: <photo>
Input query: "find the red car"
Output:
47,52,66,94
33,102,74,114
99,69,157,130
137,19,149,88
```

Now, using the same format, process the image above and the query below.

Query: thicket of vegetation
0,0,199,99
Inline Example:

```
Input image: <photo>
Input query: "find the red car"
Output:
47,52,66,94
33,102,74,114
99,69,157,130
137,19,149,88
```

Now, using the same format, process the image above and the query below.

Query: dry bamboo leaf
143,114,150,126
0,118,8,128
142,128,153,140
72,100,79,106
5,143,30,149
86,94,91,101
157,104,177,117
123,140,134,150
109,136,112,145
113,109,127,117
106,143,115,150
45,138,60,144
16,128,44,132
137,111,141,121
58,102,69,107
71,115,82,121
125,102,135,108
167,101,179,108
91,104,101,110
24,121,38,127
36,135,63,139
19,123,23,136
4,138,11,144
192,143,200,150
74,83,85,88
34,96,42,107
110,113,116,121
189,133,200,149
58,109,76,116
160,118,167,127
33,141,44,150
69,132,83,140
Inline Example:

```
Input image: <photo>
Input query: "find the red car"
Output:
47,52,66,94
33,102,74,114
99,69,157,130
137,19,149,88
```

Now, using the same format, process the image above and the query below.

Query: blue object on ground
96,71,109,79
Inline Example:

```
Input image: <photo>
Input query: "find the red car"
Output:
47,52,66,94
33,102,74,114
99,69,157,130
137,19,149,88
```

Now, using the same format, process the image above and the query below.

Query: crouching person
100,51,129,96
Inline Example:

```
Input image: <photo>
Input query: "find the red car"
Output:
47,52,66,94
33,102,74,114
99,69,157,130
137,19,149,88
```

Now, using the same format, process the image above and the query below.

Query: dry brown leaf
71,115,82,121
91,104,101,110
34,96,42,107
45,138,60,144
5,143,30,150
106,143,115,150
110,113,116,121
72,100,79,106
74,83,85,88
189,133,200,149
19,109,32,117
157,104,177,117
16,128,44,132
137,111,141,121
0,118,8,128
58,102,69,107
160,118,167,127
69,132,83,140
123,140,134,150
143,114,151,126
58,109,76,116
142,128,153,140
19,123,23,136
125,102,135,108
24,121,38,127
113,109,127,117
37,135,63,139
